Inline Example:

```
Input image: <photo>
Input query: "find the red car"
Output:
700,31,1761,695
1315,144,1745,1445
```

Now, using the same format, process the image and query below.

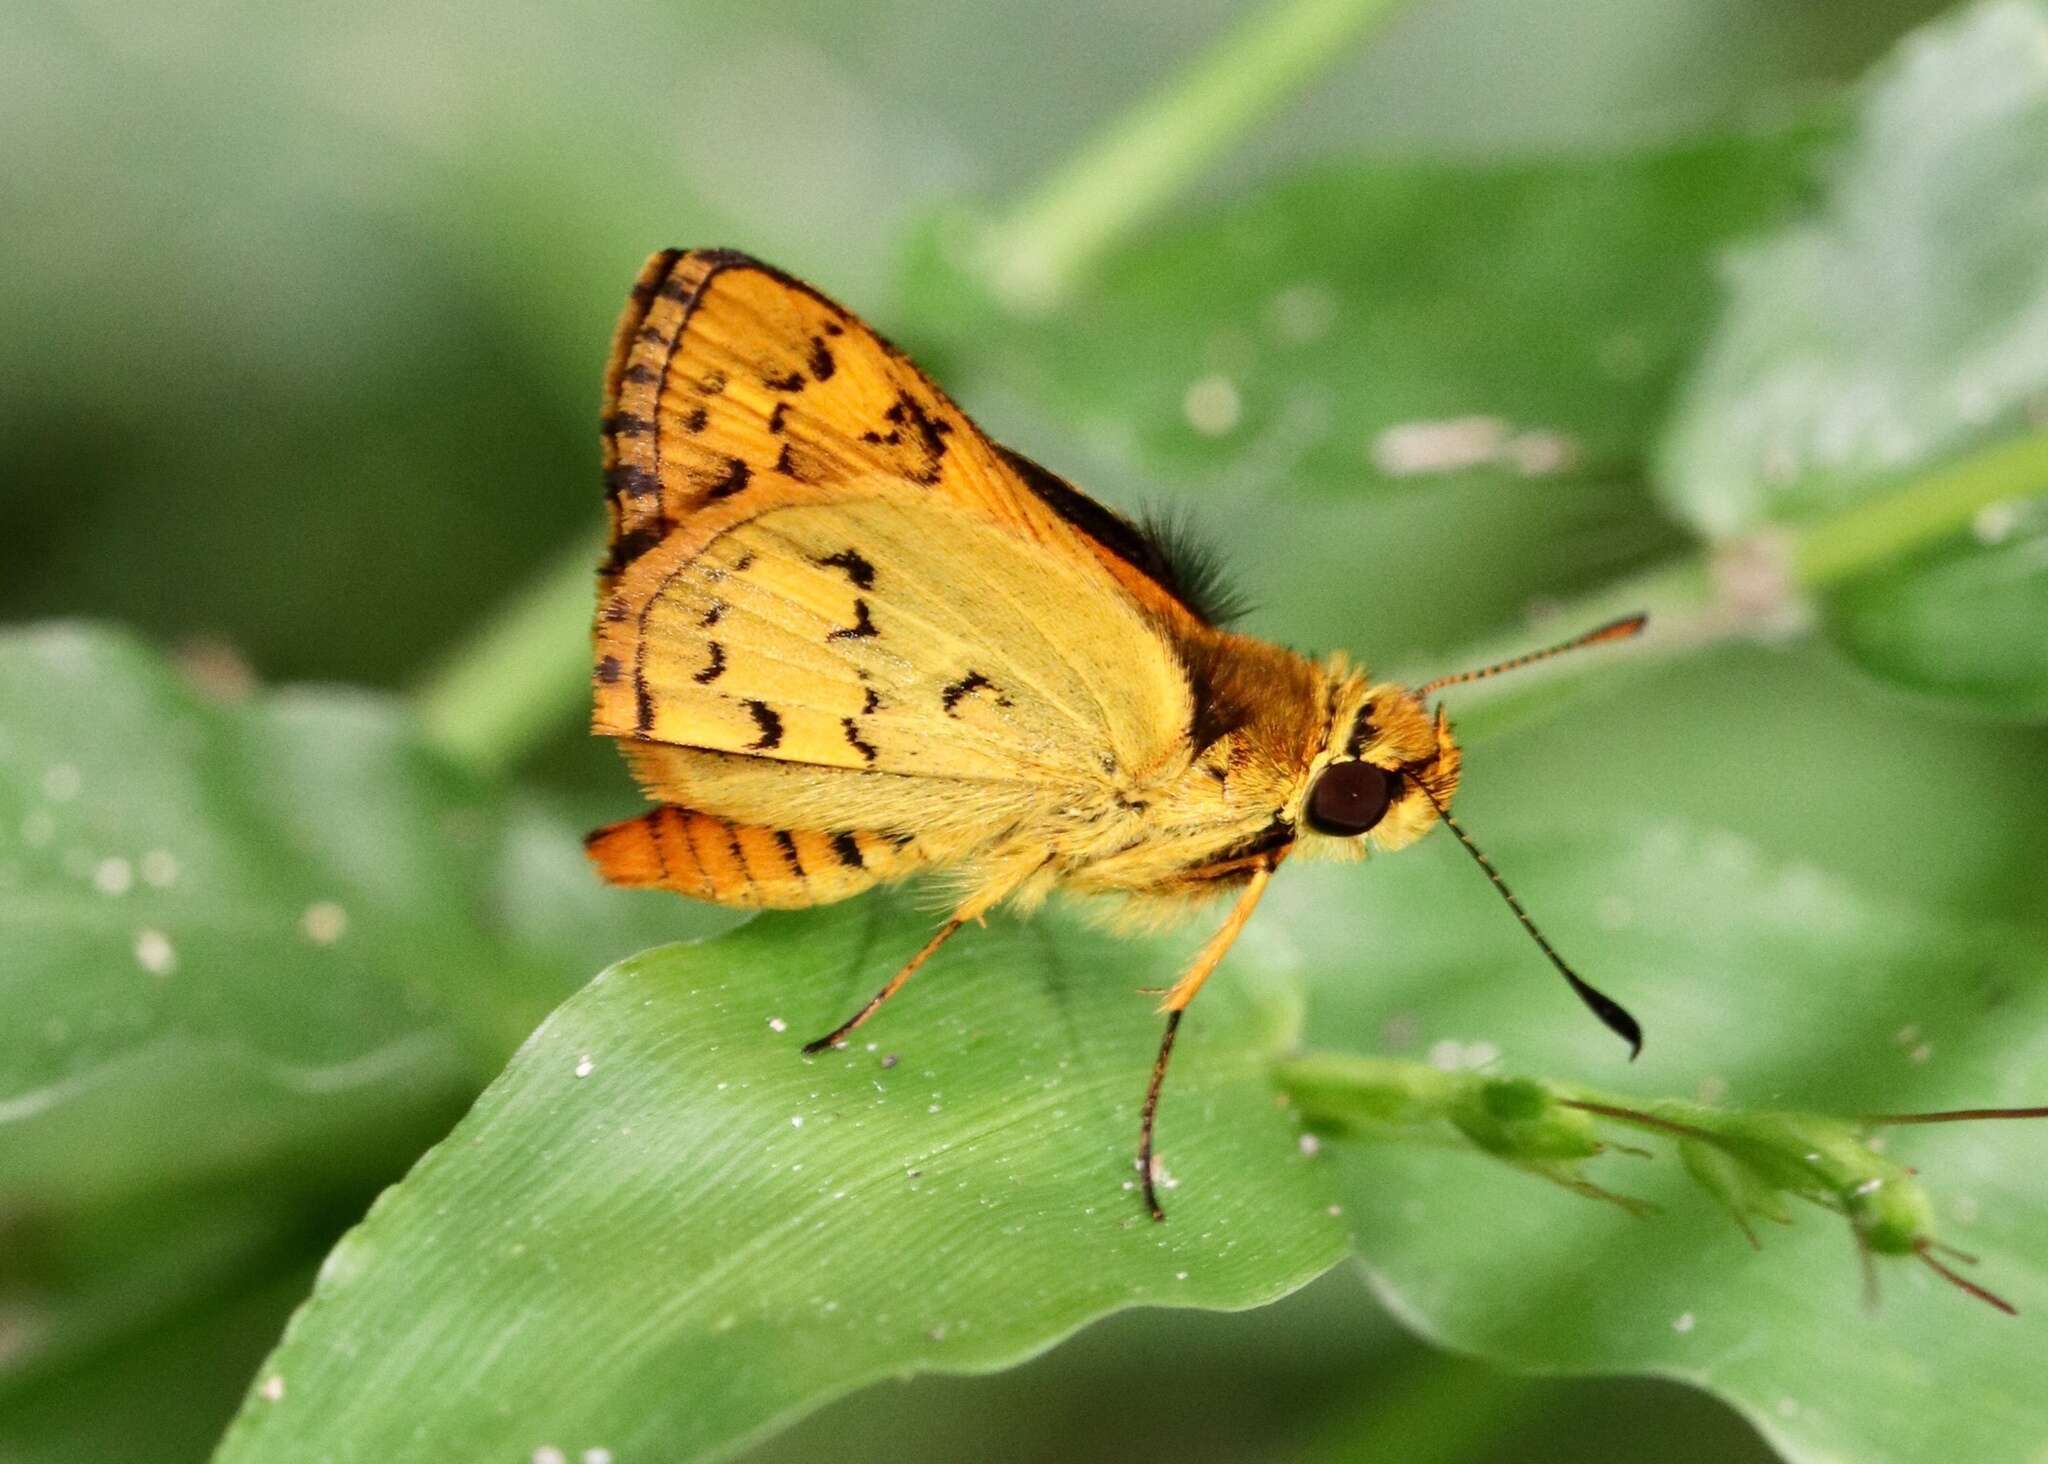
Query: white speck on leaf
583,1451,613,1464
1182,375,1242,436
1371,416,1507,475
768,1017,787,1033
532,1448,566,1464
1267,282,1337,344
1973,499,2022,544
93,857,133,895
1504,430,1580,476
790,1115,804,1128
574,1056,594,1079
134,929,176,976
1672,1312,1695,1334
1298,1133,1321,1157
299,901,348,944
259,1373,285,1401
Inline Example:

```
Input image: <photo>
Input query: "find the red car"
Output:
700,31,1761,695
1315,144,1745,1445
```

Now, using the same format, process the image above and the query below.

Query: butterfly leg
801,917,964,1055
1139,863,1275,1221
801,862,1040,1055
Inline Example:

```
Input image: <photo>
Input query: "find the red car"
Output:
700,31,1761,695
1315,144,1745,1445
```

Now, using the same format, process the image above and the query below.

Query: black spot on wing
886,392,953,484
773,829,804,876
597,655,622,684
830,831,864,868
941,670,1011,714
827,599,877,641
681,405,709,433
763,368,806,393
815,548,877,589
603,523,667,578
746,699,783,750
700,456,751,500
693,642,727,684
768,401,789,435
607,465,659,500
841,717,877,763
807,336,836,381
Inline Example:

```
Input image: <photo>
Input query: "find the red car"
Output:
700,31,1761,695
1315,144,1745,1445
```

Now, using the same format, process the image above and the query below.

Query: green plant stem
978,0,1410,312
412,532,600,776
1793,430,2048,587
1413,432,2048,739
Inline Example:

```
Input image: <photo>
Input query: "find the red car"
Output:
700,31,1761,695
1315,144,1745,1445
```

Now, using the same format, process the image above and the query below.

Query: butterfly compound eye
1305,761,1396,837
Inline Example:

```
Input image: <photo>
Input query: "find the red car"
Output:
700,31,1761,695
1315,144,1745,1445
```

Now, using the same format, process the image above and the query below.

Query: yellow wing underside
591,250,1198,872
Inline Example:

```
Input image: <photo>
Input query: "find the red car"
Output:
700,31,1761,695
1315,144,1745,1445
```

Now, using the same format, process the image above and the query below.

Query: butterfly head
1299,682,1460,854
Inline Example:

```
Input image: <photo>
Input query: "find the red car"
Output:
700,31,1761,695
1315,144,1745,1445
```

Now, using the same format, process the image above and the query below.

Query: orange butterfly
586,249,1643,1218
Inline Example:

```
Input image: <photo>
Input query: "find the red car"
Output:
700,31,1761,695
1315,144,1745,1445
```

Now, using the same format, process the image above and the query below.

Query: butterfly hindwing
585,806,922,909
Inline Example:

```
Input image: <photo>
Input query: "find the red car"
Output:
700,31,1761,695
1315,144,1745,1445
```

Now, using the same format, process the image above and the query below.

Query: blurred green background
10,1,2045,1460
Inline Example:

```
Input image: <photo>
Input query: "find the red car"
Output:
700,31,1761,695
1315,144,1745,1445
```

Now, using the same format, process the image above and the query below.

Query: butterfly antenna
1409,779,1643,1058
1418,614,1648,699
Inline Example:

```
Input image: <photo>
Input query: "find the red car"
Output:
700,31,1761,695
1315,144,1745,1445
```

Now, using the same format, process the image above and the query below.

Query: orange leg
800,859,1040,1055
802,918,963,1054
1139,863,1275,1220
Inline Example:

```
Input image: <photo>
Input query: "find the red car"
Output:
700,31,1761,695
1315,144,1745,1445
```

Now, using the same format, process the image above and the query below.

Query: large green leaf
1656,0,2048,720
1269,638,2048,1464
1824,495,2048,719
1659,0,2048,537
907,129,1822,504
211,900,1346,1463
0,625,724,1406
0,626,711,1215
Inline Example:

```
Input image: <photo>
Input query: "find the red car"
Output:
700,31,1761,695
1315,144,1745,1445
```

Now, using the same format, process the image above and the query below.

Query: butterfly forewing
594,250,1199,836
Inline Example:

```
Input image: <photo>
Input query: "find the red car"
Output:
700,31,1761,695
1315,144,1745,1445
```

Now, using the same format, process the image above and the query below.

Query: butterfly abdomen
584,806,919,909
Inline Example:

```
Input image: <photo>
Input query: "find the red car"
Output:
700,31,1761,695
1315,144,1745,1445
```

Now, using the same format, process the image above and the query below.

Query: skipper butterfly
587,249,1645,1218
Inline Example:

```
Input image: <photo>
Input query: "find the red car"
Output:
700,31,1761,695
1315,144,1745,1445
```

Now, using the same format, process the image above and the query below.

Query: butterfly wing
593,250,1211,841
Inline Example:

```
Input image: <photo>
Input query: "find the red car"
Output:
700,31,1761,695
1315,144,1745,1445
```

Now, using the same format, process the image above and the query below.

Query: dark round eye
1306,760,1396,836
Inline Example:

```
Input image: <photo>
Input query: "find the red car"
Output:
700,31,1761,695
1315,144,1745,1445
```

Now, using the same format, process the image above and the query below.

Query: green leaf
1824,496,2048,717
0,625,714,1217
1267,644,2048,1464
0,625,727,1397
212,900,1346,1463
908,129,1823,503
1660,0,2048,538
1656,0,2048,719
